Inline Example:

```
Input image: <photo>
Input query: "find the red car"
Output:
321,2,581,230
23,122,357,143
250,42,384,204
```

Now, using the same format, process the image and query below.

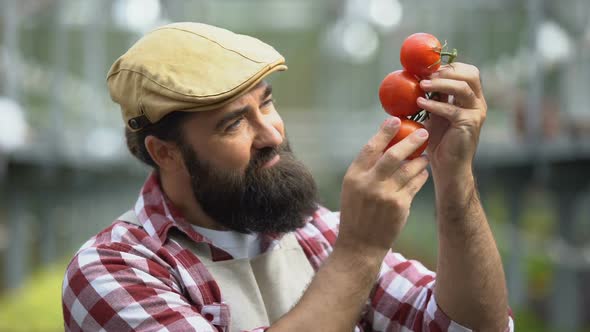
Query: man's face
176,81,319,234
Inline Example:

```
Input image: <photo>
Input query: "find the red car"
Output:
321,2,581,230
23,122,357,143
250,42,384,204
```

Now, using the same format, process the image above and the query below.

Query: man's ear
144,135,184,171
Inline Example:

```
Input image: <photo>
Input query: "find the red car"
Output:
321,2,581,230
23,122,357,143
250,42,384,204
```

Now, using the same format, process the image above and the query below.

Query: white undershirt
191,225,262,259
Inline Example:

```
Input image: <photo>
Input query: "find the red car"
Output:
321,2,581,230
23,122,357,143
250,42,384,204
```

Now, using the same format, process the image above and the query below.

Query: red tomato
378,70,425,117
400,33,442,78
384,119,428,160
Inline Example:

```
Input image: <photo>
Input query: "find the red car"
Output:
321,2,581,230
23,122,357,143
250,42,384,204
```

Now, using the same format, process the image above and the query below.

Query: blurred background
0,0,589,330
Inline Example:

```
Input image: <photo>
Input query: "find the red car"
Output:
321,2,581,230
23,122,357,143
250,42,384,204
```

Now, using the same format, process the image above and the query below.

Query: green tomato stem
440,48,458,64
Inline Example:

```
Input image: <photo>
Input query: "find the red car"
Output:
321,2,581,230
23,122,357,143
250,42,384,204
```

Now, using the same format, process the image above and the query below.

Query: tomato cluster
378,33,457,159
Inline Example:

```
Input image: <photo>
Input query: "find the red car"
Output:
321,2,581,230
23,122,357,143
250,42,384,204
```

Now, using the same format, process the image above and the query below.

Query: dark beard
180,140,319,234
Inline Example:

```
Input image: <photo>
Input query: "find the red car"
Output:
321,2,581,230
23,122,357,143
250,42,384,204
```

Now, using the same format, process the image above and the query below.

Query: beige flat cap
107,22,288,131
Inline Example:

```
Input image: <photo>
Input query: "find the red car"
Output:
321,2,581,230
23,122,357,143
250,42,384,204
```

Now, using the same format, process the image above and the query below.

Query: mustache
249,142,292,170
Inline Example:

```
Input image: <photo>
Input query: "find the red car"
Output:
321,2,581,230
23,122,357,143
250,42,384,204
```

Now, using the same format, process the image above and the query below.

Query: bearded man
62,22,513,332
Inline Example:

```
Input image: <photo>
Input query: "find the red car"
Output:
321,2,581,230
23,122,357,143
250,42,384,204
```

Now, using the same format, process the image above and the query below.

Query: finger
400,169,429,198
373,128,429,179
417,96,466,122
353,117,401,170
420,78,478,108
431,62,483,98
389,156,429,190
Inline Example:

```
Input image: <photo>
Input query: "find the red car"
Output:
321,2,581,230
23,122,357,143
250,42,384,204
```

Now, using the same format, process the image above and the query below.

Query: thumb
352,117,401,170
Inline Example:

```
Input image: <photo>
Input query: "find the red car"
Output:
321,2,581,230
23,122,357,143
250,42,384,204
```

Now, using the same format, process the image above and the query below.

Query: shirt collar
133,172,282,259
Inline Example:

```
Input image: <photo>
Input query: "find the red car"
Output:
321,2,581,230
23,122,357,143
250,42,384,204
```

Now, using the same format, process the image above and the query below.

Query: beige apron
117,211,315,331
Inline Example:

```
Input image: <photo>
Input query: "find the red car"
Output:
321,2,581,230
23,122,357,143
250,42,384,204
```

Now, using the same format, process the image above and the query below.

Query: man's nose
252,118,283,150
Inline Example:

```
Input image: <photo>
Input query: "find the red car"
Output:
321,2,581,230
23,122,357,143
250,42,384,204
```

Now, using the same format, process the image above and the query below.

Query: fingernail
417,97,428,104
416,128,429,138
420,80,431,87
385,117,400,129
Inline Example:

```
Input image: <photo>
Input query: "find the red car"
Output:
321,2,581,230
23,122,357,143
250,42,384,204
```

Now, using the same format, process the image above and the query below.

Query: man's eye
226,117,244,131
261,98,274,107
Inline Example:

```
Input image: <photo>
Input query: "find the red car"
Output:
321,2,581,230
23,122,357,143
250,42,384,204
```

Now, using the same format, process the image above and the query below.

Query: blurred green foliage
0,262,66,332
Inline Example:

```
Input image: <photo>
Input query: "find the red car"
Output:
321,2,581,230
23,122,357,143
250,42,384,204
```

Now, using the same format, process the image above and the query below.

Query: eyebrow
214,83,273,131
215,105,251,131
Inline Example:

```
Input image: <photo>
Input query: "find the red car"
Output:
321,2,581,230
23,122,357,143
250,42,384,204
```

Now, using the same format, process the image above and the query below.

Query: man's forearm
433,170,509,331
268,248,384,332
268,117,433,331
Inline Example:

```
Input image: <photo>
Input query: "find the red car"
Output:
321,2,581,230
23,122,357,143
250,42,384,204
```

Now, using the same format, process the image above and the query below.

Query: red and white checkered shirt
62,172,514,331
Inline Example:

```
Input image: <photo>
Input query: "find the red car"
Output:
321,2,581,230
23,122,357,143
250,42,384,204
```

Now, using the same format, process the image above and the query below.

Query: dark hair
125,111,192,168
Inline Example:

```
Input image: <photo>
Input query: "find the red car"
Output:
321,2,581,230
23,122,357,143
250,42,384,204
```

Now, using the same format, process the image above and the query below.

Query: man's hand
336,117,430,260
418,62,486,179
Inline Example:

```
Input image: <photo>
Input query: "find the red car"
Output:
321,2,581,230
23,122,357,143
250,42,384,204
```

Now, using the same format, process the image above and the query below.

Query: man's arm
269,245,384,332
418,63,510,331
62,243,222,332
434,171,509,331
270,117,431,331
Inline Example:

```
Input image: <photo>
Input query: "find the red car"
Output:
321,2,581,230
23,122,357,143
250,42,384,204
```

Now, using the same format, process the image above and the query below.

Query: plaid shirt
62,172,514,331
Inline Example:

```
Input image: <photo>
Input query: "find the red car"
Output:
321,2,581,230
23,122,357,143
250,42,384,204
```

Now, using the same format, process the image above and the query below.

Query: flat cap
107,22,288,131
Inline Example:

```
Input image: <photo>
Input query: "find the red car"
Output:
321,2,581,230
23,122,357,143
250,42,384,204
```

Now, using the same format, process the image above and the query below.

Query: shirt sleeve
364,251,514,332
62,243,224,332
